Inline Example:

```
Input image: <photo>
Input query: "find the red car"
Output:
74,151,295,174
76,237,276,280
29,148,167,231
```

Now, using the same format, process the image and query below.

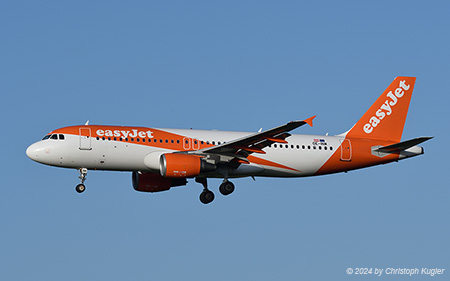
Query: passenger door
79,127,92,150
339,139,352,161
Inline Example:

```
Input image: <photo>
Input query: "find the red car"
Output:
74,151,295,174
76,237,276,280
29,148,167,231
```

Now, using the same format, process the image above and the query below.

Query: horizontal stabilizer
376,137,433,152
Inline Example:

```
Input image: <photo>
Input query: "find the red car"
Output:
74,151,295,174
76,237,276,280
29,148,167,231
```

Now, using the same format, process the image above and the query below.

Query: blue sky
1,1,449,280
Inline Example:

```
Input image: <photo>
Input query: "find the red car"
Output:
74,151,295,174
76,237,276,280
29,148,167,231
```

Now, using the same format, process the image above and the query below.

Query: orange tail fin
345,77,416,142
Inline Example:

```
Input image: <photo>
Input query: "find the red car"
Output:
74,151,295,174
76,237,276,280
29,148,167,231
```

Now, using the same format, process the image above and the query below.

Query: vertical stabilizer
345,77,416,142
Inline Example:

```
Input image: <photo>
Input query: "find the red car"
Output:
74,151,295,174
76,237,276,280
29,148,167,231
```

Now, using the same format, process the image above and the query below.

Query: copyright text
346,267,445,277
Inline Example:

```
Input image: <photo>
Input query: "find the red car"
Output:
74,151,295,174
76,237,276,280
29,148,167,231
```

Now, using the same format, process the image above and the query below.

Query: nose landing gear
76,168,88,193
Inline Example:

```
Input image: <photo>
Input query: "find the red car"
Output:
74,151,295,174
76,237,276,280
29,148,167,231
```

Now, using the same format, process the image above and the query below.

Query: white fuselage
26,128,343,178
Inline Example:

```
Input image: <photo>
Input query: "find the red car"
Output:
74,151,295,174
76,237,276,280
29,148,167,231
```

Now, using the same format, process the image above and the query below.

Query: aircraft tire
219,181,235,196
76,184,86,193
200,190,214,204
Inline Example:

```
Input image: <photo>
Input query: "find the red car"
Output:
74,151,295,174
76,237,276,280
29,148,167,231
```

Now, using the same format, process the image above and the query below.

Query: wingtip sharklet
304,115,316,127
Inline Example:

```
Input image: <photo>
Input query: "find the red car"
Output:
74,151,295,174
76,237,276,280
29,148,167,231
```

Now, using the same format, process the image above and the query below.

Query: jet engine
160,153,216,178
132,171,187,192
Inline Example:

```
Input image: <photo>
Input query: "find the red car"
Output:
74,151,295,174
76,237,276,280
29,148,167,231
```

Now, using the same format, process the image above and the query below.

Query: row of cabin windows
95,136,226,145
94,136,332,151
42,134,65,140
271,144,333,151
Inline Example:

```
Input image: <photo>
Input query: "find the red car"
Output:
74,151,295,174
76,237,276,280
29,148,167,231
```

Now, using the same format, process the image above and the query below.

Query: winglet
304,115,316,127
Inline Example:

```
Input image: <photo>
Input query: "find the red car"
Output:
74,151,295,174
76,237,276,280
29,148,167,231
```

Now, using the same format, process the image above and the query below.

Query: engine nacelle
160,153,216,178
132,171,187,192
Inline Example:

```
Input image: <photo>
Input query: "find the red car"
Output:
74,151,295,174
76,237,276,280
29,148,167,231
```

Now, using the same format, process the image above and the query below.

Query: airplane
26,76,432,204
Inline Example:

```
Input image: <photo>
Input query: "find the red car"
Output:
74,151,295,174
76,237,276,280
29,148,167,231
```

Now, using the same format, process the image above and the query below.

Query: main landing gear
76,168,88,193
196,177,235,204
219,181,235,196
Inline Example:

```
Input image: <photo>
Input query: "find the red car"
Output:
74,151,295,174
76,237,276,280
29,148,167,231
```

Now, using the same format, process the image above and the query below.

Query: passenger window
302,145,305,149
330,146,333,150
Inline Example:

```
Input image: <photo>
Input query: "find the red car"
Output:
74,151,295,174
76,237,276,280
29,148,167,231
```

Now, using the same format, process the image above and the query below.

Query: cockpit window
50,134,58,140
59,134,65,140
42,135,51,140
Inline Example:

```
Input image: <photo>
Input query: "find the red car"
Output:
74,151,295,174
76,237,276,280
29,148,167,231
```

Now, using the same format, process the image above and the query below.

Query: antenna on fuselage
85,120,89,126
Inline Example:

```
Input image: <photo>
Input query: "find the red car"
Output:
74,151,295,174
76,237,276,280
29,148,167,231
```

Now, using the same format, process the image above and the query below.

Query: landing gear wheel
199,190,215,204
76,183,86,193
219,181,235,196
76,168,88,194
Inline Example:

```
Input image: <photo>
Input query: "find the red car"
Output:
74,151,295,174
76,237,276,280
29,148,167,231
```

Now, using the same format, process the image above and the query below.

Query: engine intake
160,153,216,178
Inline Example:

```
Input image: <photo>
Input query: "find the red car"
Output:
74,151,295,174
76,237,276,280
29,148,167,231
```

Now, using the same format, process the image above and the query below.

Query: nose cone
27,142,51,163
26,143,40,162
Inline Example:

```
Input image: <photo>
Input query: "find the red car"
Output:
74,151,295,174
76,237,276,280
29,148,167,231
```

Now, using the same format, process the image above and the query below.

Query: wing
186,116,316,164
